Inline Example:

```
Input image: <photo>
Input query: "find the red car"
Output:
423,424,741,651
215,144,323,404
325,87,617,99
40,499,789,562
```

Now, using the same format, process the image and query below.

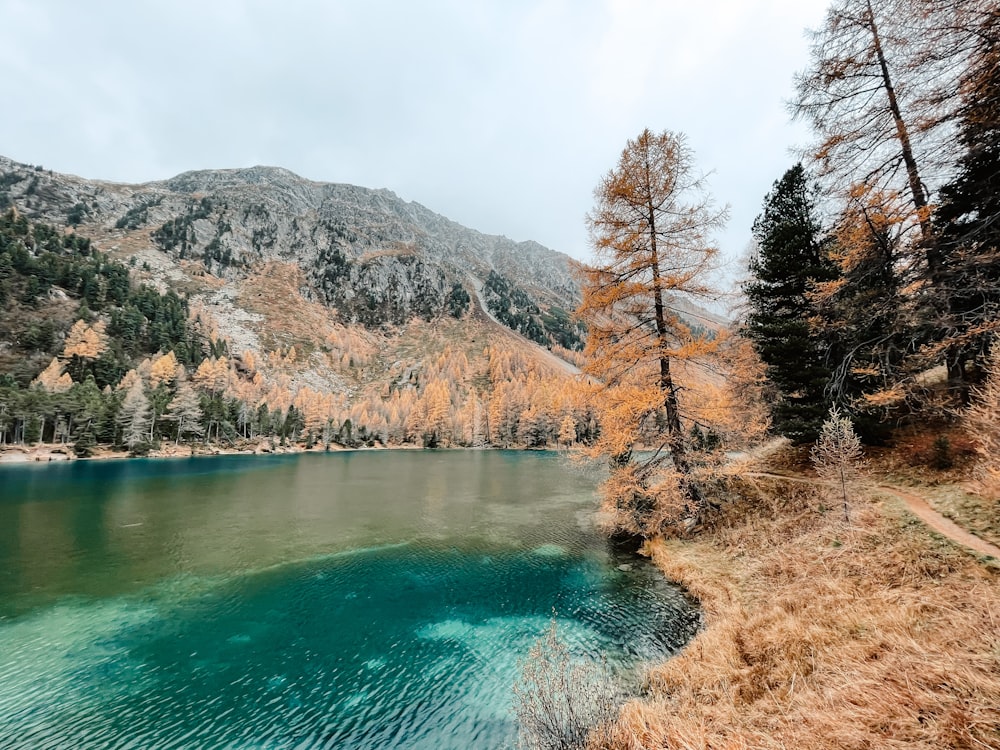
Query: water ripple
0,453,698,749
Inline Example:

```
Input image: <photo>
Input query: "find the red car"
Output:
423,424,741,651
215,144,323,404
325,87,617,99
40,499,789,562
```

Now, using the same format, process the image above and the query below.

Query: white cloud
0,0,830,268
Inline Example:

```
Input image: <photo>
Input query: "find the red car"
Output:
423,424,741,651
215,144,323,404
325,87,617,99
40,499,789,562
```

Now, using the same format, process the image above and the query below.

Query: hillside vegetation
0,209,594,456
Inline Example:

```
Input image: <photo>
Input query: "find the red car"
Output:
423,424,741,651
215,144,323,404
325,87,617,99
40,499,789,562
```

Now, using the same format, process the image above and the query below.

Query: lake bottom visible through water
0,450,699,749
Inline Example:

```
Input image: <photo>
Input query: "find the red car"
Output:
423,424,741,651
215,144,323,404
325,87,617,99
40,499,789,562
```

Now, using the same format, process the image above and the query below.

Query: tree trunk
647,198,705,514
868,1,967,391
868,0,932,248
840,466,850,523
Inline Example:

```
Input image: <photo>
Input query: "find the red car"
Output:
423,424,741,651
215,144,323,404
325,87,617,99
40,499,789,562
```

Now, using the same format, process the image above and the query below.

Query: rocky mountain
0,157,583,346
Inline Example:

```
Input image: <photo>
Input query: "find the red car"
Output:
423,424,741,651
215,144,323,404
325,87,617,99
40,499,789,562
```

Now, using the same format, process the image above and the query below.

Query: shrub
931,435,953,470
513,621,623,750
128,440,152,457
811,408,865,523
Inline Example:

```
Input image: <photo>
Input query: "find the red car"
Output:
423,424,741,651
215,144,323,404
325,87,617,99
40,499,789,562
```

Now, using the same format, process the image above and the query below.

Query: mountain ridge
0,154,726,335
0,155,581,322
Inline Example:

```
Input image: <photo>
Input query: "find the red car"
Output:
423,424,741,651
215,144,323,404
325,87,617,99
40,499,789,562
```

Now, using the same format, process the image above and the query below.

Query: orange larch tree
62,320,109,361
791,0,971,246
32,358,74,394
149,351,180,389
578,128,727,532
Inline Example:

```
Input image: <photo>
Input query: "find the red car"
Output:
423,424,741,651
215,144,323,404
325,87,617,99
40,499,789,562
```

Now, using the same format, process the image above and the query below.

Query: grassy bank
594,474,1000,749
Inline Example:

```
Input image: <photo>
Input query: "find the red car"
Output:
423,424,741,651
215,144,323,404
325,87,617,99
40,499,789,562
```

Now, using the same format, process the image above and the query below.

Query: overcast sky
1,0,830,271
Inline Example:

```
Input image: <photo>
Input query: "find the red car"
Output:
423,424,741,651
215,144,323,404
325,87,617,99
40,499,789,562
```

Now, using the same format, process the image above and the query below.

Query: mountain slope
0,156,730,456
0,157,583,347
0,157,597,453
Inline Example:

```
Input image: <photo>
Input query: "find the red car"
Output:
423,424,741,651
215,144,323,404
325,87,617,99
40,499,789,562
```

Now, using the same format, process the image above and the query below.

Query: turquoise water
0,451,698,749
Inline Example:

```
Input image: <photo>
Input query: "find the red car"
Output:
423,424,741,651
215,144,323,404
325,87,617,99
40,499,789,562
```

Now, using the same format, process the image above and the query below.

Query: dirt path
876,483,1000,559
746,471,1000,559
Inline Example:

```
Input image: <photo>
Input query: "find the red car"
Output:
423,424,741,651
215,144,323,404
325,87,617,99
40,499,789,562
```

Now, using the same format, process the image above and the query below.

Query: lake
0,450,698,749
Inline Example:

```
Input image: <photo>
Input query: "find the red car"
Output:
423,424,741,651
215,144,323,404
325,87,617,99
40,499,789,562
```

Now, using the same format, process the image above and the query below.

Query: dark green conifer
933,9,1000,389
743,164,837,443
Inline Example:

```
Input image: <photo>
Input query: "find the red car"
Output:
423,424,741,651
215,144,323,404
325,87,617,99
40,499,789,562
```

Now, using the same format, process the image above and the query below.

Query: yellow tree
421,379,452,447
192,356,230,396
296,388,329,443
62,319,109,380
62,320,109,360
117,368,142,393
792,0,975,243
579,128,727,529
557,414,577,448
149,351,180,389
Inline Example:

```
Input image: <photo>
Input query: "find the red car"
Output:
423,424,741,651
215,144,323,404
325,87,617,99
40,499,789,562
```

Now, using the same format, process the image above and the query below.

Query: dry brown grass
590,475,1000,750
875,427,980,479
868,424,1000,553
239,261,338,356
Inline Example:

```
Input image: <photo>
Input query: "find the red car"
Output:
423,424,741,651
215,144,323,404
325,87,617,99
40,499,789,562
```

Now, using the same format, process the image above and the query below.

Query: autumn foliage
578,128,754,536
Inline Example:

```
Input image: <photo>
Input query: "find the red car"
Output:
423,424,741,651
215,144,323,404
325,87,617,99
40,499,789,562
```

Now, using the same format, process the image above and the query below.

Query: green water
0,450,698,749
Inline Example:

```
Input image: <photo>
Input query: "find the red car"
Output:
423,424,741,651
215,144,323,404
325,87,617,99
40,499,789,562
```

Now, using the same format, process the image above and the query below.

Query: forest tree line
743,0,1000,444
575,0,1000,540
0,210,602,456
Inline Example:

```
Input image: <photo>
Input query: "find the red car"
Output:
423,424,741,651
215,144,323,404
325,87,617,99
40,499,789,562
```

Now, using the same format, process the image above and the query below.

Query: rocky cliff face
0,157,580,337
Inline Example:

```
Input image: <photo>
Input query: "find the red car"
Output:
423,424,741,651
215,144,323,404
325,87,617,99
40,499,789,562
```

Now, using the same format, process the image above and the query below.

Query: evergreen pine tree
72,426,96,458
71,375,104,445
933,9,1000,389
743,164,837,443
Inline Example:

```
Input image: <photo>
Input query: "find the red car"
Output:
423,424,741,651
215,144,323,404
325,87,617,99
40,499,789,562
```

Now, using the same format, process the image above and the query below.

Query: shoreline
0,441,355,465
600,472,1000,748
0,441,570,466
